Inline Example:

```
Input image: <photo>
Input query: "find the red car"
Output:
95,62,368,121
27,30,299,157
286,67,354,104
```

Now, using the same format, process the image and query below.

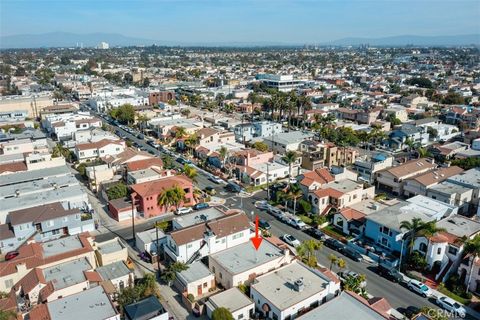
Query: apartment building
300,141,357,170
354,153,394,184
164,212,251,263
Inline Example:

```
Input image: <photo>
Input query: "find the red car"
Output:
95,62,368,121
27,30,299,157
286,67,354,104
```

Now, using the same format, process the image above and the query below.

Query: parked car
436,296,466,317
304,228,326,241
407,280,432,297
209,175,223,184
254,200,269,210
289,217,308,230
343,247,363,262
281,234,301,247
175,207,193,215
137,133,145,139
225,182,242,193
204,186,216,195
193,203,210,210
324,238,346,253
267,206,283,218
376,264,403,283
4,251,19,261
258,219,271,230
338,270,367,288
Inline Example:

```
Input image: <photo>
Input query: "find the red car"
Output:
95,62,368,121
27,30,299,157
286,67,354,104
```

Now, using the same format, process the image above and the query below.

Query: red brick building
130,175,195,218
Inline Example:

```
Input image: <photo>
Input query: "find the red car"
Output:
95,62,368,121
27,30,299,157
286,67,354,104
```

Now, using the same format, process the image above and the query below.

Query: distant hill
324,34,480,47
0,32,479,49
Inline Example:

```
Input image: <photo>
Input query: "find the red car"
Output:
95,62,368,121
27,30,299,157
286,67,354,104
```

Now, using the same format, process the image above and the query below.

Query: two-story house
403,166,464,198
75,139,126,162
164,212,251,263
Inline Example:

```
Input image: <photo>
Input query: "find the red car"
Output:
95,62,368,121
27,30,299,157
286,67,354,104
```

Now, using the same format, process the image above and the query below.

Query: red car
5,251,19,261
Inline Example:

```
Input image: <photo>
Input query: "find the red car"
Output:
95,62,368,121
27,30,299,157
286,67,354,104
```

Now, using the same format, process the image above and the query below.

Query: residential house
95,261,134,292
0,129,48,156
364,196,458,253
175,261,215,299
0,233,96,292
236,161,290,186
426,181,474,216
376,158,437,196
250,260,340,320
383,105,408,123
415,118,460,142
300,141,357,170
332,199,387,236
206,288,254,320
75,139,126,162
400,94,428,108
234,121,282,143
164,212,251,263
94,237,128,267
298,168,335,194
130,175,195,218
231,149,273,167
413,215,480,282
27,285,120,320
262,131,314,154
208,238,293,289
0,202,94,253
458,256,480,294
403,166,464,197
124,295,169,320
135,228,166,256
354,153,394,184
386,124,429,151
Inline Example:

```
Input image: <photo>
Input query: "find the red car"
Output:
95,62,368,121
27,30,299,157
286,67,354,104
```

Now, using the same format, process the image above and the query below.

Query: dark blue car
193,203,210,210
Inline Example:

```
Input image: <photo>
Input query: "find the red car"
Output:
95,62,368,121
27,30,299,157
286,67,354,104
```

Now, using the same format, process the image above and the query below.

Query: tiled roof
76,139,123,151
0,161,27,174
382,158,436,178
339,207,366,222
131,175,193,198
300,168,335,187
28,303,51,320
126,158,163,172
0,224,14,240
14,267,46,294
409,166,463,187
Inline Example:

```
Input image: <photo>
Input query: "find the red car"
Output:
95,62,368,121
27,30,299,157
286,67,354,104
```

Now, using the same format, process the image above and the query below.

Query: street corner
208,196,226,206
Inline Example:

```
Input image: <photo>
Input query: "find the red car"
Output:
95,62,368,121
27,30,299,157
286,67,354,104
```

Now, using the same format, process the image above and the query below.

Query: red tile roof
0,162,27,175
28,303,51,320
76,139,123,151
339,207,366,222
131,175,193,198
300,168,335,187
126,158,164,172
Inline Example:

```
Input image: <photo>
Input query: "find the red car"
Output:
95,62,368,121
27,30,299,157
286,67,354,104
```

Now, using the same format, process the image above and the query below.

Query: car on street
209,175,223,184
288,217,308,230
304,228,326,241
436,296,466,317
376,264,404,283
193,203,210,210
175,207,193,215
5,251,19,261
289,177,297,184
281,234,301,247
204,186,216,195
258,219,271,230
407,279,432,298
254,200,269,210
324,238,346,253
267,206,283,218
225,182,242,193
342,247,363,262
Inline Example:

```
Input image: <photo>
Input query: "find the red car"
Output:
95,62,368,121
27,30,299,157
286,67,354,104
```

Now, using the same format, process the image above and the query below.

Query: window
238,315,244,320
448,246,458,255
219,272,222,279
419,243,427,252
212,266,215,273
203,282,207,288
187,243,192,249
437,248,442,255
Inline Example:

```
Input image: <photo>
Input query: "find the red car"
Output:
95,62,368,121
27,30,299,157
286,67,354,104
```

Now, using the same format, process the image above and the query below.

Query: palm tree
336,258,346,271
328,254,338,270
183,164,198,182
282,151,298,180
416,147,432,159
457,235,480,293
400,218,427,257
218,146,229,169
157,185,187,212
420,221,446,258
288,188,303,215
136,114,150,133
184,134,199,156
297,239,322,268
175,126,187,139
404,137,417,153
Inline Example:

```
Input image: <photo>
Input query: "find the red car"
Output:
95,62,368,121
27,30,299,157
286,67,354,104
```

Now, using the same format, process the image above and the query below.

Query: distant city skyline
1,0,479,44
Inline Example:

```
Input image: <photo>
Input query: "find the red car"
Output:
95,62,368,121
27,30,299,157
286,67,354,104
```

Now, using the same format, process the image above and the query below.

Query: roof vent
294,278,305,292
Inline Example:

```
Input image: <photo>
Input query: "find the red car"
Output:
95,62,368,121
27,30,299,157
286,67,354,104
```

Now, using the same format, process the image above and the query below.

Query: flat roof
348,199,387,216
296,292,387,320
208,288,254,313
325,179,363,194
128,168,161,179
96,238,125,255
447,168,480,188
0,165,71,187
42,235,84,258
177,261,212,284
251,261,330,311
136,228,166,245
263,131,314,145
428,181,472,195
47,285,117,320
43,258,92,290
0,174,78,198
437,215,480,238
209,239,285,275
96,261,131,281
251,162,288,173
173,207,225,229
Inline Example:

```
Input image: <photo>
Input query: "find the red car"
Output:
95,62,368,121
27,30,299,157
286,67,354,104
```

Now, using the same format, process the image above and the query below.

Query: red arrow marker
250,215,263,250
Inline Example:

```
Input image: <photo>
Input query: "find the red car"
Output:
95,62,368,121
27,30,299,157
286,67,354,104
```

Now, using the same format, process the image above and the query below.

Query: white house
75,139,126,162
206,288,254,320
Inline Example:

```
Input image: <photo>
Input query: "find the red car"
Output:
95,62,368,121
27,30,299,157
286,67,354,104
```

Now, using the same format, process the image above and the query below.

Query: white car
436,296,466,317
209,175,223,184
281,234,301,247
254,200,269,210
175,207,193,215
289,217,308,230
407,279,432,297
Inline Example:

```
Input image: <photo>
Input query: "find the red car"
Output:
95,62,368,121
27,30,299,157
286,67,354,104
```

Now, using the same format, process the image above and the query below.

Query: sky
1,0,479,43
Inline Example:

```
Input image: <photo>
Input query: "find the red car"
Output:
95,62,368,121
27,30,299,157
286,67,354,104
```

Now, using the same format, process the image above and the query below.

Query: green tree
106,183,128,200
211,307,234,320
288,187,303,215
298,199,312,214
0,310,16,320
157,185,187,212
110,104,135,125
297,239,322,267
400,217,427,257
219,146,229,169
252,141,269,152
183,164,198,182
184,134,199,155
342,274,368,298
174,126,187,139
161,262,189,286
451,157,480,170
161,154,174,169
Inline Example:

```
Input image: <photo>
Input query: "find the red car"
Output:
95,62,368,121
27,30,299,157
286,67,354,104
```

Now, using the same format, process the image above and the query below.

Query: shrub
187,293,195,302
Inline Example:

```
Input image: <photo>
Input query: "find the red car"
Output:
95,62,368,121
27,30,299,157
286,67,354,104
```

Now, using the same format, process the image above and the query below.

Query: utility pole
266,163,270,201
155,222,161,275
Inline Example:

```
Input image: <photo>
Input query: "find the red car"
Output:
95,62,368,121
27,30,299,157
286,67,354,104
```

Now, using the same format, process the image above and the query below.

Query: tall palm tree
420,221,446,258
136,114,150,133
184,134,199,156
328,254,338,270
288,188,303,215
297,239,322,268
404,137,417,153
282,151,298,180
458,235,480,293
400,218,427,257
218,146,229,169
157,185,187,212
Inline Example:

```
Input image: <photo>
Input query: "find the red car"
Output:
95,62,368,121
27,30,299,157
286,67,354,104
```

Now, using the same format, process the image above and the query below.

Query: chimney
294,278,305,292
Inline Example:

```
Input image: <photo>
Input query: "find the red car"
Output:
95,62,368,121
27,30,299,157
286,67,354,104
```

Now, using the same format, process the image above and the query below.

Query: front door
197,284,202,296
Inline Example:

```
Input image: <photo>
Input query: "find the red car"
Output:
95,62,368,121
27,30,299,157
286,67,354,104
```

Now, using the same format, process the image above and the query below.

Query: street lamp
131,192,137,241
